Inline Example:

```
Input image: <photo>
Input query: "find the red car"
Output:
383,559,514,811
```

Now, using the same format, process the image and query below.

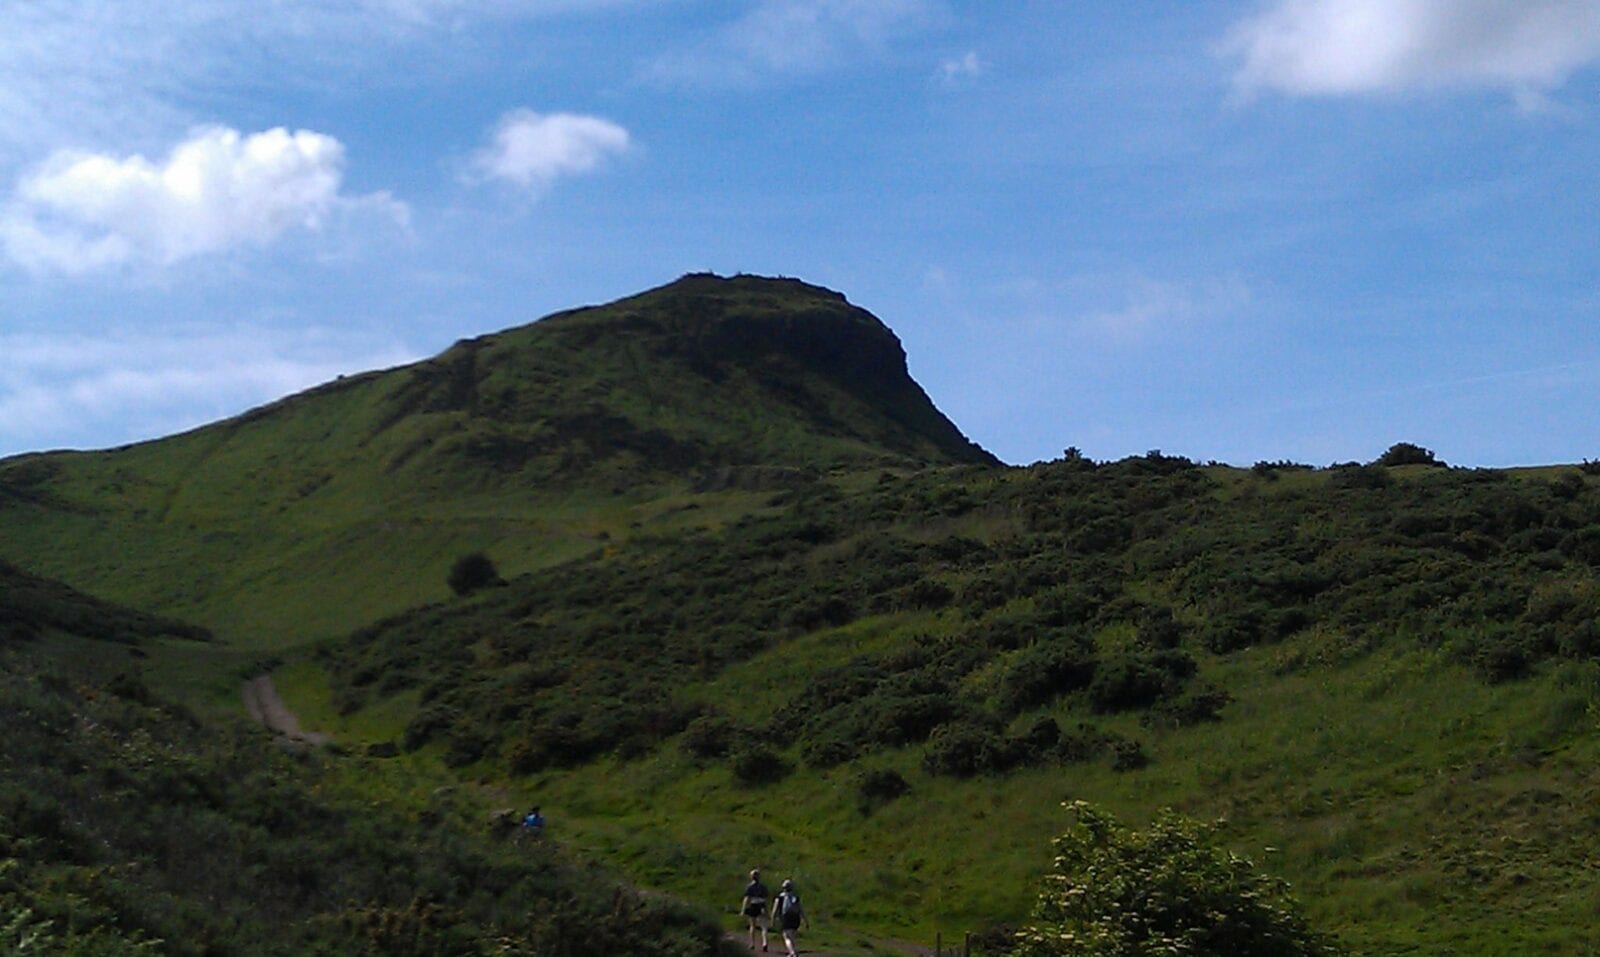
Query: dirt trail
725,931,831,956
241,674,331,746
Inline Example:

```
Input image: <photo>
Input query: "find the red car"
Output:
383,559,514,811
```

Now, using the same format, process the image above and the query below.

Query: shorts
781,913,801,932
743,902,765,918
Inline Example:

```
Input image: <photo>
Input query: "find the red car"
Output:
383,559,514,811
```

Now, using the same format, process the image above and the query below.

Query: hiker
770,878,808,957
522,805,545,838
741,868,770,951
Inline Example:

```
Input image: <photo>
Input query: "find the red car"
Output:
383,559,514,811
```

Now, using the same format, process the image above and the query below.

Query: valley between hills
5,274,1600,955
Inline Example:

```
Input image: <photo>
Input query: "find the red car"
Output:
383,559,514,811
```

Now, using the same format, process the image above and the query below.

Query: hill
0,274,994,647
7,274,1600,954
1,558,211,647
310,454,1600,955
0,565,731,955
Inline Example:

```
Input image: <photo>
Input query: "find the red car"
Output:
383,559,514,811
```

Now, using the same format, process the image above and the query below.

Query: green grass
265,616,1600,956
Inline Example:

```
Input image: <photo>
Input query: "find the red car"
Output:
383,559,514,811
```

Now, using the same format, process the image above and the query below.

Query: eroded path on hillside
241,674,331,746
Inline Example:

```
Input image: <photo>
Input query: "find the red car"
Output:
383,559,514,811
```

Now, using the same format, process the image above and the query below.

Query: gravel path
241,674,331,746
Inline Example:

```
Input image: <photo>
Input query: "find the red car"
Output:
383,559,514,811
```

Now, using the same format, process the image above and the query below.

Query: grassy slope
275,607,1600,956
275,460,1600,956
0,572,732,956
524,642,1600,956
0,274,988,657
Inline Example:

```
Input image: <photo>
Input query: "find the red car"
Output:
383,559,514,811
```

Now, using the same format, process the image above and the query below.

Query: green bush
1012,802,1343,957
1374,442,1445,468
855,768,911,815
1087,651,1194,714
922,723,1016,778
1143,683,1232,729
679,713,741,760
731,746,790,785
447,551,503,596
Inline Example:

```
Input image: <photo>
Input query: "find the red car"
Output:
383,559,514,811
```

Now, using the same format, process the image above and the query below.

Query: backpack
777,892,802,922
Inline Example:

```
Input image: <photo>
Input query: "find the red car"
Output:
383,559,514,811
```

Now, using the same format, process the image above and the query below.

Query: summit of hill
227,271,993,493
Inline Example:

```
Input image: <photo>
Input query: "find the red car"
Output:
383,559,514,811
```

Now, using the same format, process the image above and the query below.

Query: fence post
935,931,942,956
964,931,972,957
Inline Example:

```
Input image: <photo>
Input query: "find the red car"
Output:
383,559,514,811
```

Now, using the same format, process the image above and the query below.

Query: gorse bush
1011,802,1343,957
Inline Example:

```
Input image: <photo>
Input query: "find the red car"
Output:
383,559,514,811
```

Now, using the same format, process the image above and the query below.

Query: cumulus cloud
0,0,659,166
938,51,985,84
468,110,631,191
1221,0,1600,99
0,126,406,273
0,327,418,455
648,0,938,83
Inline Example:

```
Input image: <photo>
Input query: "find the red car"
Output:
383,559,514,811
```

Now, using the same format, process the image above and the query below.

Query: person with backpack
770,878,808,956
521,806,545,839
740,868,770,951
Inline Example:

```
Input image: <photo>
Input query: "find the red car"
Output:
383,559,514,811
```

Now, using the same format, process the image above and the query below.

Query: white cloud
468,111,631,191
1082,275,1252,343
0,0,659,166
938,50,985,85
648,0,938,83
0,327,419,455
0,126,406,274
1221,0,1600,99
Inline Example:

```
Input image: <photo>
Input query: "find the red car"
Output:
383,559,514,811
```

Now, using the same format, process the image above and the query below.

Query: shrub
1012,802,1344,957
731,746,789,785
1087,651,1194,713
1143,683,1232,729
679,713,740,761
1109,738,1149,772
1135,605,1185,649
1200,609,1267,654
447,552,502,597
1375,442,1445,468
922,723,1016,778
855,768,911,814
995,636,1097,715
1055,724,1116,764
1017,716,1062,756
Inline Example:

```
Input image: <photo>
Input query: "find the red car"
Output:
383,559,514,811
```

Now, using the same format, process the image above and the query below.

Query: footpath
725,930,830,956
241,674,331,746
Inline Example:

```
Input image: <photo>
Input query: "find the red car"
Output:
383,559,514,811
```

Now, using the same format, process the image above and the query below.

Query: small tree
447,552,502,597
1012,802,1342,957
1374,442,1444,468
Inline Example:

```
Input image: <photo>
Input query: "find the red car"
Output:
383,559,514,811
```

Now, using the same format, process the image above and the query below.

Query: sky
2,0,1598,468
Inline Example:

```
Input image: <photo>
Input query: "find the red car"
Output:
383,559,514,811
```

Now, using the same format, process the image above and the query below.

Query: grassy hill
0,567,730,955
6,274,1600,954
299,453,1600,955
0,273,993,650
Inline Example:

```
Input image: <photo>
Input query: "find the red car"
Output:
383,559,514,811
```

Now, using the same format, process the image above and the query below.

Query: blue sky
2,0,1598,467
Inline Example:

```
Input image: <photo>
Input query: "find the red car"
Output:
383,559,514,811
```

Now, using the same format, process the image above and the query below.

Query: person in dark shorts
770,878,808,957
741,868,770,951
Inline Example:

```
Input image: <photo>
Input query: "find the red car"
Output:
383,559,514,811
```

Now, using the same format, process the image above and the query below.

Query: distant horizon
4,3,1598,468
